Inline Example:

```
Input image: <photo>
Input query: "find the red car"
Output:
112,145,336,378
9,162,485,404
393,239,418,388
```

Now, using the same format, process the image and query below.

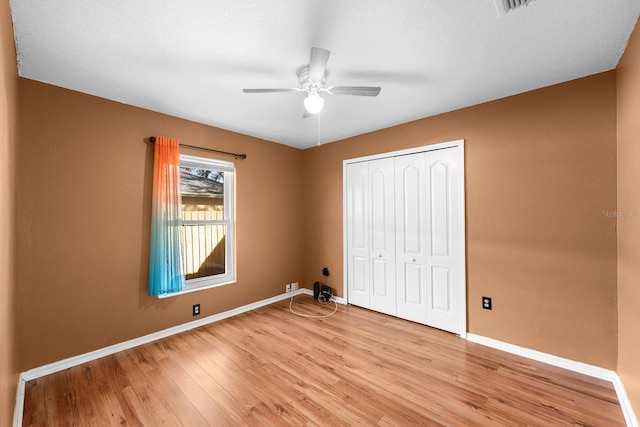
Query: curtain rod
148,136,247,159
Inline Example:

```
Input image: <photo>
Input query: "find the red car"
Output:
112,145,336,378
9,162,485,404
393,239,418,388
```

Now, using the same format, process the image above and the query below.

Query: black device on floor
313,281,320,299
319,285,333,304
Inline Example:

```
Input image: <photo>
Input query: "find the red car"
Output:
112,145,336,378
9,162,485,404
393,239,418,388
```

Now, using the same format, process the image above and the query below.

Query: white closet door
425,146,463,334
395,153,428,323
346,142,465,336
369,158,397,316
346,161,370,309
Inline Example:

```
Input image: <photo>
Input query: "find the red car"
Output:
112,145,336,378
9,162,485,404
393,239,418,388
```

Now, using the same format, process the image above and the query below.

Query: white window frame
159,154,235,298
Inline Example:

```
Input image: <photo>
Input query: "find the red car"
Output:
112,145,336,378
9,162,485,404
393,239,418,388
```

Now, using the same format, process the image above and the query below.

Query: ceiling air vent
500,0,537,13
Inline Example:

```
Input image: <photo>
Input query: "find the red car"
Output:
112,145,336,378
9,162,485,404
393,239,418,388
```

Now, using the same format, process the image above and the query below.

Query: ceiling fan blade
329,86,381,97
242,88,299,93
342,70,428,84
309,47,330,81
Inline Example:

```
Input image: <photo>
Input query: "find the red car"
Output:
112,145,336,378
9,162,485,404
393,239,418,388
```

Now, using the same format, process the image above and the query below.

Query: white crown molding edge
466,333,638,427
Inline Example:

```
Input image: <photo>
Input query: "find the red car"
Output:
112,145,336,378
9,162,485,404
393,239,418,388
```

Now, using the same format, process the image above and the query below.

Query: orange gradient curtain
148,136,185,296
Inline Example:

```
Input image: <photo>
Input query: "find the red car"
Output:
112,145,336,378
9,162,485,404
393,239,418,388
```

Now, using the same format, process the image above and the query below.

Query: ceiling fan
243,47,381,117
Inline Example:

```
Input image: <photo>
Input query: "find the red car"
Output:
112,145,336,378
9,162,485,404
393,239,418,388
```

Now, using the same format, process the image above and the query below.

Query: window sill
157,279,236,299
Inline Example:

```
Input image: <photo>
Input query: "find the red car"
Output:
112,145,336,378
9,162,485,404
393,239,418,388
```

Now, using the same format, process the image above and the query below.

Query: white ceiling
10,0,640,149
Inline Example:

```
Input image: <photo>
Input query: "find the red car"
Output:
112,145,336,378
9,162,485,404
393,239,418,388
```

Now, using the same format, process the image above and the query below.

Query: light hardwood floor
23,295,626,426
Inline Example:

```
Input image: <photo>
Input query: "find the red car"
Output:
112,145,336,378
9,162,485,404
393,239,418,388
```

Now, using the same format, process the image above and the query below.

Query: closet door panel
369,158,396,316
395,153,428,323
404,263,423,304
425,147,463,334
431,267,451,311
353,257,367,293
347,162,370,308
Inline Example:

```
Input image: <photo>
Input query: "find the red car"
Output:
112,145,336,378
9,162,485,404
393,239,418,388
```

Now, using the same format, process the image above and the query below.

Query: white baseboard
12,376,25,427
13,289,308,426
298,287,347,305
467,333,638,427
333,295,346,304
614,375,640,427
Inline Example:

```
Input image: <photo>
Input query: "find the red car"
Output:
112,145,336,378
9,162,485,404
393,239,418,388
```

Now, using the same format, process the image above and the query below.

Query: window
179,154,235,292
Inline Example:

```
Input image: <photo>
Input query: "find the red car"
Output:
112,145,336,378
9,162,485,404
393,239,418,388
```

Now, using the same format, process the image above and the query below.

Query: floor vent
500,0,537,13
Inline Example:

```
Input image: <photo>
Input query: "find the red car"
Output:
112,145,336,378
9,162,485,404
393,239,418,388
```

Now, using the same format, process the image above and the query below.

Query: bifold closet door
346,161,370,309
394,149,463,333
424,147,463,334
346,158,396,316
395,153,428,324
347,145,464,335
368,158,396,316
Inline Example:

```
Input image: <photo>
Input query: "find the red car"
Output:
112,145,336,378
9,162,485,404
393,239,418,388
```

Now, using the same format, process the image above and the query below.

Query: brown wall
617,18,640,416
18,80,304,370
0,0,19,423
302,72,618,369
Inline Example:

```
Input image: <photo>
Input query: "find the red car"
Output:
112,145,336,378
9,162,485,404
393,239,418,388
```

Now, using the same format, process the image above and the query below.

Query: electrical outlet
193,304,201,316
292,282,299,291
482,297,492,310
285,283,291,293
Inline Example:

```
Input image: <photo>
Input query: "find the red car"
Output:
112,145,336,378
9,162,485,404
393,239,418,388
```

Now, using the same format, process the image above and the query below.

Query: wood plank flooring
22,295,626,426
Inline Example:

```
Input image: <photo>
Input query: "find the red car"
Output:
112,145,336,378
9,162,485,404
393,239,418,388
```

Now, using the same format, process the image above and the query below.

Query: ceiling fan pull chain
317,113,321,147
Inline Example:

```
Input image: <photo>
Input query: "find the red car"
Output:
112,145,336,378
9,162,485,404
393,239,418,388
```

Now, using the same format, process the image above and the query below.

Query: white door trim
342,139,466,337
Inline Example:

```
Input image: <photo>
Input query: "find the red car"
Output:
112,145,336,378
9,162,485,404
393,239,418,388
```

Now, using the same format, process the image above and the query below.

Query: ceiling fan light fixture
242,48,380,119
304,92,324,114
